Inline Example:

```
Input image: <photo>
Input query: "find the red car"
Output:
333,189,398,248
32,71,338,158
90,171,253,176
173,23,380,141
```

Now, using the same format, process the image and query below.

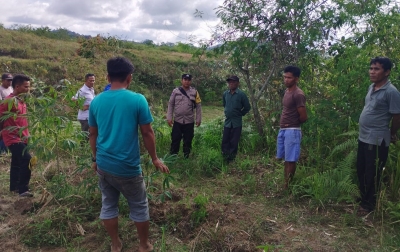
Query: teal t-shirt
88,89,153,177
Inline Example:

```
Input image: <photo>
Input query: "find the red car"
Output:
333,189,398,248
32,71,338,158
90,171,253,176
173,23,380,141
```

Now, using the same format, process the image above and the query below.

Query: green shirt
223,89,251,128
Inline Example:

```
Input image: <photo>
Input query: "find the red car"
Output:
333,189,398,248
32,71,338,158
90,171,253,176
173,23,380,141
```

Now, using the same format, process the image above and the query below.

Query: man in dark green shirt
222,75,251,162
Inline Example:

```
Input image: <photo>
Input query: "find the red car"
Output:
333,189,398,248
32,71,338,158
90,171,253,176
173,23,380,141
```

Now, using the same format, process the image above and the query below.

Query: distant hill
0,26,224,104
52,28,92,39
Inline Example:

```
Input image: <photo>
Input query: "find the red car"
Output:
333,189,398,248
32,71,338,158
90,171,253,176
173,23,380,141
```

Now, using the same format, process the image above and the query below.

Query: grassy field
0,106,398,252
201,106,224,123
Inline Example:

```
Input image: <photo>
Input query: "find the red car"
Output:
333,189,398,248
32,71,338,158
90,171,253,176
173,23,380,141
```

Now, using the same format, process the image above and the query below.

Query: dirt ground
0,156,396,252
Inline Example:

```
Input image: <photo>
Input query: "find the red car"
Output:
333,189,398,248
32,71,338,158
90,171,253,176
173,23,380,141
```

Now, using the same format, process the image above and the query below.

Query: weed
191,194,208,226
228,174,257,195
257,244,284,252
144,153,177,202
161,225,167,252
386,201,400,224
196,147,224,177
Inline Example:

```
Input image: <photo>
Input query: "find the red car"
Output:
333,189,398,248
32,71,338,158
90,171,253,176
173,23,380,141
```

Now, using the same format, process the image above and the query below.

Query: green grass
201,105,224,123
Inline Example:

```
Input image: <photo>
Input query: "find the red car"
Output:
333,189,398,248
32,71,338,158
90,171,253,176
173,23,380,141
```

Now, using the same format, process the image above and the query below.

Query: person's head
181,74,192,89
283,65,301,88
12,74,30,95
84,73,95,88
369,57,392,84
1,73,13,88
107,57,135,86
226,75,240,91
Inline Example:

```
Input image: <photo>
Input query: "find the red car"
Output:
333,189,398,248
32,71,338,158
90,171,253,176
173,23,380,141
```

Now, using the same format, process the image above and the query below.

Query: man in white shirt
72,74,96,134
0,73,14,100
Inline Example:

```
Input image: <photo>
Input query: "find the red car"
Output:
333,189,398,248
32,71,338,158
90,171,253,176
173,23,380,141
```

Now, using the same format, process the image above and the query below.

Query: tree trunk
251,99,265,138
241,71,265,139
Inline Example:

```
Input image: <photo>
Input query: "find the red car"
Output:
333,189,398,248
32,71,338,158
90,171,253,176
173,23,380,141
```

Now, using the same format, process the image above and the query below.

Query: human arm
196,103,202,127
294,91,307,124
166,90,175,127
195,91,202,127
140,123,170,173
241,93,251,116
391,114,400,143
0,104,4,135
0,99,14,135
0,102,4,130
297,106,308,123
388,89,400,143
71,89,87,110
72,88,92,111
89,126,98,172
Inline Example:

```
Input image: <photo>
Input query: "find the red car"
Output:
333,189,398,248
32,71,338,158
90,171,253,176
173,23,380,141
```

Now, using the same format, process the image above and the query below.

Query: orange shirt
0,94,29,146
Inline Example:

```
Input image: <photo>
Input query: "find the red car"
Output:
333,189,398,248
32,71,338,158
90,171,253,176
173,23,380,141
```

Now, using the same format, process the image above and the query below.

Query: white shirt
0,86,13,100
73,84,95,120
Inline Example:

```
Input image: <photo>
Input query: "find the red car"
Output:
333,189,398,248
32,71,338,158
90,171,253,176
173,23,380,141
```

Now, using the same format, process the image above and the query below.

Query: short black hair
85,73,95,80
107,57,135,83
370,57,392,71
12,74,30,88
283,66,301,77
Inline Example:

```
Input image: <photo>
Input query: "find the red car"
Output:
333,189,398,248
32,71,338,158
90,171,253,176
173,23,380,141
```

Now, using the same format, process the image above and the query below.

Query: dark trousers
9,142,32,194
0,139,7,153
221,126,242,161
79,120,89,141
79,119,89,132
170,121,194,158
356,140,389,211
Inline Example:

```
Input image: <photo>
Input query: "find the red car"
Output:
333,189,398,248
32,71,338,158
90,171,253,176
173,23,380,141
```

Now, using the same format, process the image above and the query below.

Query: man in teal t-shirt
89,57,169,252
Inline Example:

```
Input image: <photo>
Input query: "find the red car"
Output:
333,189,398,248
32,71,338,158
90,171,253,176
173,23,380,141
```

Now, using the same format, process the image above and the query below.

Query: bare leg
103,217,122,252
135,221,153,252
284,161,296,189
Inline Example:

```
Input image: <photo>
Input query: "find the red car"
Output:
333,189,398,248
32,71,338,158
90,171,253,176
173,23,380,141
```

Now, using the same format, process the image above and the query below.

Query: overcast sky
0,0,223,44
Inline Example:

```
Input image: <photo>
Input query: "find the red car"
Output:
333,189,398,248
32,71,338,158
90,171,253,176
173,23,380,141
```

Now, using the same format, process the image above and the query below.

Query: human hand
152,159,170,173
196,121,201,127
167,120,173,127
83,105,89,111
391,134,397,144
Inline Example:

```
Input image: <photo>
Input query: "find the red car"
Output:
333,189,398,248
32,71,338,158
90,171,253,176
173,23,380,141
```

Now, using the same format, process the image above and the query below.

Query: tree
142,39,155,46
212,0,388,138
322,4,400,123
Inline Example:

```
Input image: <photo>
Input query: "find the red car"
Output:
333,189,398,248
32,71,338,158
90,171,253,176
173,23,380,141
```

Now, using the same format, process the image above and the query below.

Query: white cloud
0,0,222,44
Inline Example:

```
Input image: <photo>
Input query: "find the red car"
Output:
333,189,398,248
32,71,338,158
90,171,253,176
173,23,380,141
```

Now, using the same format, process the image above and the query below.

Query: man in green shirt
222,75,251,162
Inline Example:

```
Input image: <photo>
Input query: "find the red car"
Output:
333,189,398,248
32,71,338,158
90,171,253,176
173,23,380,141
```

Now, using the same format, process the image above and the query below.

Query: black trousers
356,140,389,211
170,121,194,158
79,119,90,141
79,119,89,132
221,126,242,161
9,142,32,194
